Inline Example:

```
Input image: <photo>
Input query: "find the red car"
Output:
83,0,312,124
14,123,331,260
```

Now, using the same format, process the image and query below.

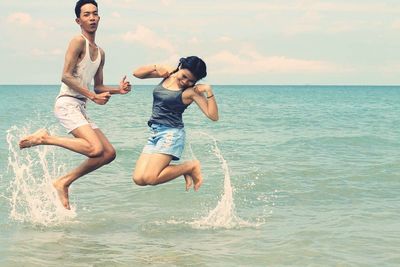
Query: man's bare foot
52,180,71,210
184,174,193,191
19,129,49,149
190,160,203,191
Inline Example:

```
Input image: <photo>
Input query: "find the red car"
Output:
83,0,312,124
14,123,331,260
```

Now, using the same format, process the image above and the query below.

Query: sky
1,0,400,85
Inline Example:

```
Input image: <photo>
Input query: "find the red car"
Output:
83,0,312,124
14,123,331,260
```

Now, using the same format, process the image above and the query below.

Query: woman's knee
132,173,157,186
132,174,146,186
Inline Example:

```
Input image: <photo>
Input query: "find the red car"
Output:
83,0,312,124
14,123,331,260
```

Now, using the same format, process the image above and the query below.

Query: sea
0,85,399,266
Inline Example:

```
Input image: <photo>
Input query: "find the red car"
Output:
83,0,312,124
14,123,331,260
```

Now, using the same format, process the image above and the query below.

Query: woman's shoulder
183,86,196,95
182,86,201,103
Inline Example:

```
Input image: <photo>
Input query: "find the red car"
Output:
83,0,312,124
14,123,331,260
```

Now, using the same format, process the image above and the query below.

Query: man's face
76,4,100,33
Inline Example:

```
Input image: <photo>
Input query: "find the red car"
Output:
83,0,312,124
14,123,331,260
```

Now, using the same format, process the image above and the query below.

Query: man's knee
103,149,116,165
87,145,104,158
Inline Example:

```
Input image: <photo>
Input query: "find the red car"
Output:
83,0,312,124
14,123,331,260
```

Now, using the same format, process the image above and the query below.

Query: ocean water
0,85,399,266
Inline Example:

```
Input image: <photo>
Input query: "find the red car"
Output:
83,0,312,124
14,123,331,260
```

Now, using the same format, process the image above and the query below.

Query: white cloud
208,50,341,74
158,54,181,66
217,36,232,43
160,0,175,6
392,20,400,30
5,12,54,37
122,25,175,53
188,37,199,44
111,12,121,18
6,12,32,25
380,63,400,74
246,1,400,14
249,1,400,35
1,0,399,84
102,0,136,8
311,2,399,13
31,48,63,57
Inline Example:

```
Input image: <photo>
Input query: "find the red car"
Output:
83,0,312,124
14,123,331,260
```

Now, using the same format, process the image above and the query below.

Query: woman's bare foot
190,160,203,191
19,129,49,149
184,174,193,191
52,180,71,210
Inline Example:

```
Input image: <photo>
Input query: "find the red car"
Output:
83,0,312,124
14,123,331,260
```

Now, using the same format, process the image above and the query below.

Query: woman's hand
190,84,218,121
155,65,176,78
194,84,213,97
133,64,175,79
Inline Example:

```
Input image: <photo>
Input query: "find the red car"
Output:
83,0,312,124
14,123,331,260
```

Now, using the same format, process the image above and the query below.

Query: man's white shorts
54,96,98,133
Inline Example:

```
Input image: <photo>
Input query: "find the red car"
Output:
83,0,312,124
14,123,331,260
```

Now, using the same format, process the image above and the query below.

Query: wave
185,132,264,229
6,125,76,226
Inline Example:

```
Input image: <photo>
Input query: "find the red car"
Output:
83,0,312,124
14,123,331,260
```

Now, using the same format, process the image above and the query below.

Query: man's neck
81,31,96,44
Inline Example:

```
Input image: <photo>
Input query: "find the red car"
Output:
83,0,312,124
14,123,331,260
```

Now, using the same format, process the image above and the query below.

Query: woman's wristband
207,94,214,99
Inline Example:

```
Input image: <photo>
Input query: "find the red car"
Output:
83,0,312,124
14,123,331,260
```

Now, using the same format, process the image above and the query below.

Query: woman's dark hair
170,56,207,81
75,0,98,18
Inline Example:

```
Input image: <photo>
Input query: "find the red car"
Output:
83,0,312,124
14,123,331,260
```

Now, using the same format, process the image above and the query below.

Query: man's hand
92,92,111,105
119,75,132,94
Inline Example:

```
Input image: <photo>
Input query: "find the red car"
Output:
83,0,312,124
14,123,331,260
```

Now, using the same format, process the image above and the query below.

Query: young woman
132,56,219,191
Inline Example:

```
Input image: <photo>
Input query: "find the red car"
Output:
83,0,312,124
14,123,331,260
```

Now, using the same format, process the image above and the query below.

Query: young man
19,0,131,209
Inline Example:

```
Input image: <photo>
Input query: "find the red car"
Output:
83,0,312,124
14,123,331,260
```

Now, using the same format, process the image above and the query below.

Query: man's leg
51,127,115,209
19,126,103,157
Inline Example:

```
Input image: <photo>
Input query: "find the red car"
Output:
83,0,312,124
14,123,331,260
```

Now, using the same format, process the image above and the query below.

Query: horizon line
0,83,400,87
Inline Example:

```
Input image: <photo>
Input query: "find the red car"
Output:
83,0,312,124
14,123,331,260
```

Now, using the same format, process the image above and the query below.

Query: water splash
188,132,262,229
6,125,76,226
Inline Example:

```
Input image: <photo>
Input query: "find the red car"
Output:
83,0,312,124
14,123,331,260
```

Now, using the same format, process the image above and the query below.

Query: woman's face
176,69,197,89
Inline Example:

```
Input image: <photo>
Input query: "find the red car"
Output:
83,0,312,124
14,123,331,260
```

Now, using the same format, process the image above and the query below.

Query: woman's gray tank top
148,83,189,128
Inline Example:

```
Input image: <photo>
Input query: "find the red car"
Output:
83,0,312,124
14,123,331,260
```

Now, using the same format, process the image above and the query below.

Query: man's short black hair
75,0,98,18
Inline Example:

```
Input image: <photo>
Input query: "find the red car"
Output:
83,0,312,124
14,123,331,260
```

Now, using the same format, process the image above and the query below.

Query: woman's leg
133,153,203,191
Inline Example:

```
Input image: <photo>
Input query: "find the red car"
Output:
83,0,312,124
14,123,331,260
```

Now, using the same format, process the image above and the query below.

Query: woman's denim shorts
142,123,185,160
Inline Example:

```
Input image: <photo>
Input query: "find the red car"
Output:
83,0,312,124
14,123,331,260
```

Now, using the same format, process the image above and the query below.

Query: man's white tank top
58,34,101,99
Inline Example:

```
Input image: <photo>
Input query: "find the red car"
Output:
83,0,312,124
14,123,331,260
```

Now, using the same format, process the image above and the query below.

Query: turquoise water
1,85,399,266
